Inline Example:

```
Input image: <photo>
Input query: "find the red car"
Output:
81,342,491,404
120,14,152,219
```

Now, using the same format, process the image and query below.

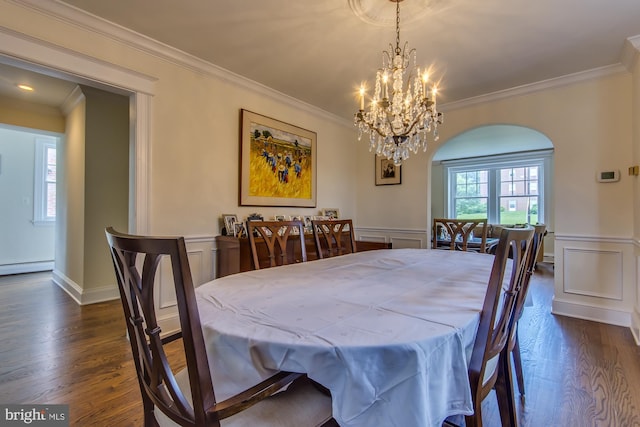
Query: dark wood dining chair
311,218,357,259
506,223,547,397
446,226,534,427
432,218,489,253
105,227,334,427
246,220,307,270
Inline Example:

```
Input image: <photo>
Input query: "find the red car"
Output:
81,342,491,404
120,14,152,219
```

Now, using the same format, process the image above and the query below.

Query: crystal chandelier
354,0,443,166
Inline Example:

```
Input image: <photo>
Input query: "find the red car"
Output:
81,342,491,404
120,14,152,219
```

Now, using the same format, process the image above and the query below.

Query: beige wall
357,72,633,237
81,86,129,291
631,50,640,341
58,91,85,290
435,74,633,235
355,72,633,239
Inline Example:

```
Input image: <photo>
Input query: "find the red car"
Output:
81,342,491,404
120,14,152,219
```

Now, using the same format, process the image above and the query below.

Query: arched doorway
431,124,554,258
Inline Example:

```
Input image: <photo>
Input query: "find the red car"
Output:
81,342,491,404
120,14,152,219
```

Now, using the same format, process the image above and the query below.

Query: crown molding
0,26,157,95
9,0,352,128
621,35,640,72
60,85,84,116
440,63,628,112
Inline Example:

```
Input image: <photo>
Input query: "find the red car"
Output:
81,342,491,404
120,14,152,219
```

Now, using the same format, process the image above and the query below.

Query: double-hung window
444,151,551,224
34,137,57,225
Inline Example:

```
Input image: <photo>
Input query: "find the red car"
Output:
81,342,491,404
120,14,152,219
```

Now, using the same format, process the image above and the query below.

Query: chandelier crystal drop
354,0,443,166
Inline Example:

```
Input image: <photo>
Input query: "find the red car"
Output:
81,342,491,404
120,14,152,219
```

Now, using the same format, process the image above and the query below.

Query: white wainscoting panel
390,237,423,249
157,249,204,310
153,235,216,334
563,248,623,300
553,234,636,329
357,234,388,244
633,252,640,344
355,227,428,249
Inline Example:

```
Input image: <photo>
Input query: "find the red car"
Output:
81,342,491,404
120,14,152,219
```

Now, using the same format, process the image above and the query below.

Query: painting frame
375,155,401,186
240,109,317,207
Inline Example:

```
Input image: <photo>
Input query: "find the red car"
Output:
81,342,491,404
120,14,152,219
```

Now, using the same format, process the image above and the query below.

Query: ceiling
2,0,640,157
53,0,640,119
0,61,77,108
432,125,553,161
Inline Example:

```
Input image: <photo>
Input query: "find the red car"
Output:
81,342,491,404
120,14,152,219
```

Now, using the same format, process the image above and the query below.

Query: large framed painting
375,155,401,185
240,109,317,207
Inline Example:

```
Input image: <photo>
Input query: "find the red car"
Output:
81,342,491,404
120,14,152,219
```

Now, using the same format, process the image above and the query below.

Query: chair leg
513,332,525,396
464,413,480,427
496,352,518,427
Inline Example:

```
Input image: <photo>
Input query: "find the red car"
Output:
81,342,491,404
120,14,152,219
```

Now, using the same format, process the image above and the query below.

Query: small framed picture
375,155,401,185
233,221,247,238
303,215,313,232
222,214,238,235
321,208,340,219
274,215,289,221
247,213,264,222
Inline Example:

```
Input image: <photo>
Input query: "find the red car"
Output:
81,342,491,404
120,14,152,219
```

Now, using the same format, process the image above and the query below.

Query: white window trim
33,137,57,226
442,150,553,224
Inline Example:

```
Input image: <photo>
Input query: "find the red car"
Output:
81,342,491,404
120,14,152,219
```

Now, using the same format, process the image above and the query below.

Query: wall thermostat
597,170,620,182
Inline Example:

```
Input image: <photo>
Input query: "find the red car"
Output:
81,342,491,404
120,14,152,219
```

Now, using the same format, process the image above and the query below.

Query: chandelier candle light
355,0,443,166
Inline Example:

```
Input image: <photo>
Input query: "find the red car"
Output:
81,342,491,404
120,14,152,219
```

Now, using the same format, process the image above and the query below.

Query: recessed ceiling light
17,84,34,92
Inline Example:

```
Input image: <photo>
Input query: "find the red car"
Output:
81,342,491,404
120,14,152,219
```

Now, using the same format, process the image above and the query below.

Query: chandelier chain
395,0,401,55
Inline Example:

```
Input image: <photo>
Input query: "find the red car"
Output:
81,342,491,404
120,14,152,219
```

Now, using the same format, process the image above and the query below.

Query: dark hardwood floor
0,263,639,426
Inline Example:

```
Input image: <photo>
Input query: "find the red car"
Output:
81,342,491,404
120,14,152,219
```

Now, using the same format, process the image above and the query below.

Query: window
498,166,539,223
444,151,550,225
454,170,488,218
34,137,57,225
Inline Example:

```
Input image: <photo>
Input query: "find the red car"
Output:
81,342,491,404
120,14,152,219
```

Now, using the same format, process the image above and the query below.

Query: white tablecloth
195,248,496,427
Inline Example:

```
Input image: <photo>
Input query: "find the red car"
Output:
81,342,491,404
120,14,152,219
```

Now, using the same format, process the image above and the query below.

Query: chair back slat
106,227,334,427
106,227,218,426
468,226,534,403
246,220,307,269
311,219,357,259
508,224,547,346
432,218,489,253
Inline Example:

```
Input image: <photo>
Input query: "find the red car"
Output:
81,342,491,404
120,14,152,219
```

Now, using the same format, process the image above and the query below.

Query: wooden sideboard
215,234,392,278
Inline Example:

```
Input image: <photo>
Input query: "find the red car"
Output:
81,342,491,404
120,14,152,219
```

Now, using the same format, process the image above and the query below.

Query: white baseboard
0,261,54,275
159,312,181,336
51,269,119,305
631,309,640,345
51,269,82,304
551,297,631,328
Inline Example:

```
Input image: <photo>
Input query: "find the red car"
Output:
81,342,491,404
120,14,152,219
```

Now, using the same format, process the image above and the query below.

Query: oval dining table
194,248,497,427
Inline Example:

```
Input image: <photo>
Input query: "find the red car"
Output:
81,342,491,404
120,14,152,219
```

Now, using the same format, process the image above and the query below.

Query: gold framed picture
240,109,317,207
